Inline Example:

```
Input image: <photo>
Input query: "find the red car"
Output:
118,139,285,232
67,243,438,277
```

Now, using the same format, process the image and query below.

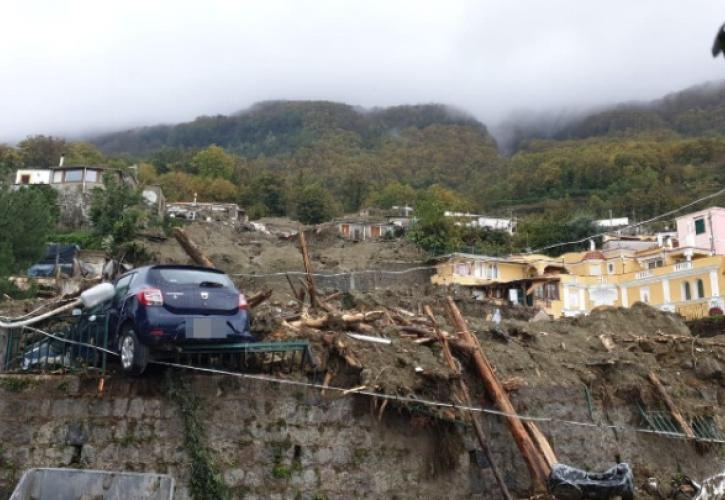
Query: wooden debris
298,230,318,309
321,371,333,396
648,372,698,444
525,421,558,469
599,334,616,352
285,273,304,302
172,227,214,268
425,305,513,500
446,296,551,493
377,398,389,421
501,377,525,392
247,289,272,308
342,385,367,395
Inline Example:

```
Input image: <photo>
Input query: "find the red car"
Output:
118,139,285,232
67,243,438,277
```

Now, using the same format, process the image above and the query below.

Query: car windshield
152,268,234,288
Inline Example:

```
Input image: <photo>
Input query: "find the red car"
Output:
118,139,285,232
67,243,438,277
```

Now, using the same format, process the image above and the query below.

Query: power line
527,186,725,254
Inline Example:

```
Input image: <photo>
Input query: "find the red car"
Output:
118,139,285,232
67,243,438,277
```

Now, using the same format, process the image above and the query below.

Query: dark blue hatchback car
107,265,254,374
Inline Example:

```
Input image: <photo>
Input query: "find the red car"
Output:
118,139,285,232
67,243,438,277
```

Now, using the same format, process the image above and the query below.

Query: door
107,273,136,341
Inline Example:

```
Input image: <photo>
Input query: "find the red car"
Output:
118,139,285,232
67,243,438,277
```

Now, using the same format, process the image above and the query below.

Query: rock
695,358,723,380
529,310,550,322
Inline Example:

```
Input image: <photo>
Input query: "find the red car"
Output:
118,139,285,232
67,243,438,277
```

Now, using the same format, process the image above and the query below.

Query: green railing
3,314,109,375
172,340,316,373
638,404,724,441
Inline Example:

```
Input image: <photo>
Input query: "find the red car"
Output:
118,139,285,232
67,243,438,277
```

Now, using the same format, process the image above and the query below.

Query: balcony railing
674,261,693,271
635,271,652,280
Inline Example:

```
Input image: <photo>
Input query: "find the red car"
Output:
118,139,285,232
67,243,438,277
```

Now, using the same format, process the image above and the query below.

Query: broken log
247,289,272,308
285,273,304,302
291,310,384,329
298,230,318,309
172,227,214,268
525,421,558,469
648,372,698,443
394,325,431,337
424,305,513,500
446,296,551,493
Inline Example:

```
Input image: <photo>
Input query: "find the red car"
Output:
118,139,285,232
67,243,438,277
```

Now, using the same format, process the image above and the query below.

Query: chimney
58,155,64,167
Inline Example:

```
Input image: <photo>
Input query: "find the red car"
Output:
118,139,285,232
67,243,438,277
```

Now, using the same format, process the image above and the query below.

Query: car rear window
151,268,234,288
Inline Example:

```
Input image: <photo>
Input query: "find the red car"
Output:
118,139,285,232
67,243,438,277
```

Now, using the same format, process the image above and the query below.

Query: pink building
676,206,725,255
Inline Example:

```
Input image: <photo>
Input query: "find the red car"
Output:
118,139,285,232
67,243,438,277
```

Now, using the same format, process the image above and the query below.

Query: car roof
117,264,225,281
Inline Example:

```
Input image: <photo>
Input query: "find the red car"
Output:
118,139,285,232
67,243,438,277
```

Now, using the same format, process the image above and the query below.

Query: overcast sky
1,0,724,142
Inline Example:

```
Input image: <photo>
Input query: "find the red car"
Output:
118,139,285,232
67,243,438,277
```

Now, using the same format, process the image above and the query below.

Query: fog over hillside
0,0,723,143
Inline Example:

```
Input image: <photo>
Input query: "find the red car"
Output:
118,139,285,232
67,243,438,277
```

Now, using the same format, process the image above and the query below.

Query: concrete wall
677,207,725,253
0,374,721,499
0,374,472,500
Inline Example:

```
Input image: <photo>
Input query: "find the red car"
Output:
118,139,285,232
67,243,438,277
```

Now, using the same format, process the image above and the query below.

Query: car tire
119,325,149,375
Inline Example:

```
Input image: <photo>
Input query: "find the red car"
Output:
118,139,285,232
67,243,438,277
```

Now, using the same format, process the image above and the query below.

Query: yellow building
431,236,725,320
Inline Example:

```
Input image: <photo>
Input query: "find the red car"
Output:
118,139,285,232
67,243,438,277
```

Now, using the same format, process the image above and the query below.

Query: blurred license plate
188,318,212,339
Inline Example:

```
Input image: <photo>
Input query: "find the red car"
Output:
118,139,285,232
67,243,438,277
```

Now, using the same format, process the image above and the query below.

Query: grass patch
272,464,291,480
0,378,31,393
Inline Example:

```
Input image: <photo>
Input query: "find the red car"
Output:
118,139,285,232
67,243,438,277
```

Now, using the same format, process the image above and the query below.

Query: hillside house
166,202,246,225
432,206,725,320
338,219,399,240
12,161,164,228
676,206,725,255
338,208,411,240
443,211,517,234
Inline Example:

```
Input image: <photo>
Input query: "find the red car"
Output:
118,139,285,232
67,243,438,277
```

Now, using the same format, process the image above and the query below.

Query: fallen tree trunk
298,230,318,309
172,227,214,268
291,310,384,329
424,305,512,500
446,296,551,493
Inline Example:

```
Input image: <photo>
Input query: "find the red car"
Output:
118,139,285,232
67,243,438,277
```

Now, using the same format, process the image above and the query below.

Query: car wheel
119,325,149,375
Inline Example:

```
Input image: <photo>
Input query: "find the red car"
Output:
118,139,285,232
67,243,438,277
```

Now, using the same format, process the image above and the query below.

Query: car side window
114,274,135,303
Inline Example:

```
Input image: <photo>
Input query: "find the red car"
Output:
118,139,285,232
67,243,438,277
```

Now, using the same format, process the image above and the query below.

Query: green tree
0,145,22,178
294,184,338,224
418,184,473,212
18,135,67,167
366,181,416,209
64,142,104,165
242,172,289,216
190,145,236,179
514,211,596,255
407,198,460,254
0,187,55,273
89,175,142,252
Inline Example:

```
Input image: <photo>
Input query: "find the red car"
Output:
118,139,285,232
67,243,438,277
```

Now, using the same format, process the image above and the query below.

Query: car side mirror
80,283,115,309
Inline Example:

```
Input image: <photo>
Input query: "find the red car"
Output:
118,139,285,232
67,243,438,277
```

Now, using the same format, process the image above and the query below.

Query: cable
16,325,725,445
230,265,437,278
527,186,725,254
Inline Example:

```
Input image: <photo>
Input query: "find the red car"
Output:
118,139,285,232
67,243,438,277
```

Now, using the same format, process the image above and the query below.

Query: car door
108,273,136,342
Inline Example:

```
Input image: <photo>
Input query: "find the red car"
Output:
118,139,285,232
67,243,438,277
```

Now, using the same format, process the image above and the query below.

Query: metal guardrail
173,340,316,373
2,314,109,375
1,313,316,377
638,405,724,441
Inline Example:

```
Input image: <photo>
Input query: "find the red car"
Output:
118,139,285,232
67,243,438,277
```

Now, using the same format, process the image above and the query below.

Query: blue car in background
106,265,254,374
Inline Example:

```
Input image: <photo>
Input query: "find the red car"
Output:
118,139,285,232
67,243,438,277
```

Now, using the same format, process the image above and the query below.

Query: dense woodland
3,80,725,256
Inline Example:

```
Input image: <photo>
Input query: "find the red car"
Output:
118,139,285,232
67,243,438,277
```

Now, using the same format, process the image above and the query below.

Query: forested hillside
3,82,725,255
